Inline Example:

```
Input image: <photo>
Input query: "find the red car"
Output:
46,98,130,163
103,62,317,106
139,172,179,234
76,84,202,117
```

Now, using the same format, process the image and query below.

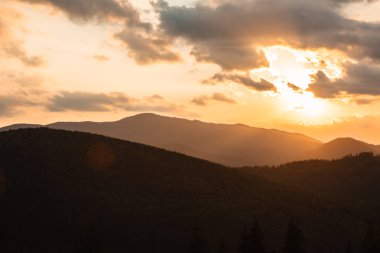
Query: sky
1,0,380,143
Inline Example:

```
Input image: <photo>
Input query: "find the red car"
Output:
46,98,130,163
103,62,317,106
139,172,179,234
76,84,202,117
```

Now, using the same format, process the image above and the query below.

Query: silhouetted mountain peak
305,136,378,160
324,137,375,150
328,137,369,145
118,112,162,121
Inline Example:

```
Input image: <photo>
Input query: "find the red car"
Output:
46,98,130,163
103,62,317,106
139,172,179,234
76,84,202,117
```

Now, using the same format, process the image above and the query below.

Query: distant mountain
304,138,380,160
0,113,322,166
0,129,369,252
1,114,379,165
0,123,40,131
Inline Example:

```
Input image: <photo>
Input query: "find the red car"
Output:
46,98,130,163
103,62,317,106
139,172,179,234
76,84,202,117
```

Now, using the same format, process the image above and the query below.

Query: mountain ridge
1,113,379,166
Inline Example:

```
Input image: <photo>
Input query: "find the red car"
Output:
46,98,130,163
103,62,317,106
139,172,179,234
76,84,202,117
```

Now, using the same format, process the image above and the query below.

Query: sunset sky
2,0,380,143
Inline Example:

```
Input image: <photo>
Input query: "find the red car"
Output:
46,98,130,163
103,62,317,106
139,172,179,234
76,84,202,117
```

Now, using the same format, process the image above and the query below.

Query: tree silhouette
361,224,379,253
238,221,267,253
250,221,267,253
345,240,353,253
76,227,101,253
0,230,5,251
283,221,306,253
189,225,207,253
216,238,227,253
238,228,251,253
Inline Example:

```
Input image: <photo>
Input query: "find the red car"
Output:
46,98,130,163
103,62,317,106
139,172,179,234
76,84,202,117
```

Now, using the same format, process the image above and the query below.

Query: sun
282,90,328,119
251,46,343,123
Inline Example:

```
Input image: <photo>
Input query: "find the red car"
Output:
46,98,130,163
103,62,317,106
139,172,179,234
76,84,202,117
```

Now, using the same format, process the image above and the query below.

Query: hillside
240,153,380,221
0,128,368,253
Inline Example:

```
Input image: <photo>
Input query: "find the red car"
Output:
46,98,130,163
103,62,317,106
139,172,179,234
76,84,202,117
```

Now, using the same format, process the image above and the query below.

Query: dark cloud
16,0,141,24
308,63,380,98
115,29,181,64
0,96,24,116
157,0,380,68
327,0,377,6
0,95,38,117
48,92,133,112
47,91,184,113
212,93,236,104
191,96,208,106
204,72,277,91
354,98,378,105
192,92,236,106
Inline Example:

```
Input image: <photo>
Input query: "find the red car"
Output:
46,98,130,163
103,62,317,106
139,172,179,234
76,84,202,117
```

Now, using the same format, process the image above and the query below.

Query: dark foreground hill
0,128,371,253
241,153,380,222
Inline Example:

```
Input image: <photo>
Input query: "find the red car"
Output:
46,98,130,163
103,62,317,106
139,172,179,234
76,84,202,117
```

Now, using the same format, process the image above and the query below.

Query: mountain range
1,113,379,166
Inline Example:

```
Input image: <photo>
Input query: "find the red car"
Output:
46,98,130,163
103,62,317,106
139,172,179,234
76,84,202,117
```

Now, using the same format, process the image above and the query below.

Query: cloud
2,43,45,67
192,92,236,106
204,72,277,91
0,6,45,67
0,71,49,117
15,0,180,64
211,93,236,103
15,0,141,24
153,0,380,96
0,95,35,116
115,28,181,64
191,97,208,106
308,63,380,98
47,91,185,113
93,54,110,62
47,91,132,112
11,0,380,97
157,0,380,67
327,0,377,6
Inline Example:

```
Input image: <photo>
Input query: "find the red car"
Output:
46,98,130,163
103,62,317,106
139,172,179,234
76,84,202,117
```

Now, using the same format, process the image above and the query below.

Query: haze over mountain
0,128,372,252
1,113,379,166
304,138,380,160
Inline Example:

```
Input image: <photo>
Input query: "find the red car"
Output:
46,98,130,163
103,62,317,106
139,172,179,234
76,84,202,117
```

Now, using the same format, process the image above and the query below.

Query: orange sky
1,0,380,143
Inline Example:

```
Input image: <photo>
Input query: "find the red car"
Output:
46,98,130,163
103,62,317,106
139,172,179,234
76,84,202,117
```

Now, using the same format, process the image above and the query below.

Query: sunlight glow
251,46,344,123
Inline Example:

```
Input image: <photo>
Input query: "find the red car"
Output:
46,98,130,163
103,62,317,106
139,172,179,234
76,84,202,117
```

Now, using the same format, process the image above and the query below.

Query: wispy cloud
192,92,236,106
47,91,185,113
0,6,45,67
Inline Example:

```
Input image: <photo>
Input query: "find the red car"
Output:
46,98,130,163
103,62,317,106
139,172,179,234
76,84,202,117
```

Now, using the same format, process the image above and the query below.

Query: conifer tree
238,221,267,253
345,241,353,253
189,225,207,253
216,238,227,253
76,227,101,253
238,228,250,253
250,221,267,253
283,221,306,253
361,224,379,253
